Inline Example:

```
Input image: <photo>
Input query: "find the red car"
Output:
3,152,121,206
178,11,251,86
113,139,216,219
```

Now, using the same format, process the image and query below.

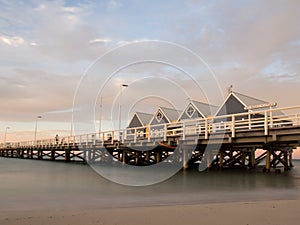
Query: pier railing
2,105,300,149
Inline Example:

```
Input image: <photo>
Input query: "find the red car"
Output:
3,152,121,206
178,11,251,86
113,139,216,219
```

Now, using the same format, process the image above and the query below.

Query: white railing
1,105,300,149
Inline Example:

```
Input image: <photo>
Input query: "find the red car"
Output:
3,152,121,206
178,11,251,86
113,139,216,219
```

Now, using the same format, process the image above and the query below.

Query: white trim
214,92,233,116
149,107,171,125
128,113,143,128
186,104,195,118
156,110,163,122
135,113,144,126
178,100,206,121
231,92,247,107
190,101,206,118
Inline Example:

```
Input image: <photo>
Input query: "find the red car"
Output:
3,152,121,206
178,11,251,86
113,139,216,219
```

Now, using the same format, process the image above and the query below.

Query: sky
0,0,300,145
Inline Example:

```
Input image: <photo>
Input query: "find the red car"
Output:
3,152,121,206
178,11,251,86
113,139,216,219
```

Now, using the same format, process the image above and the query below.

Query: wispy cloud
107,0,123,9
89,38,112,44
0,35,25,47
0,0,299,138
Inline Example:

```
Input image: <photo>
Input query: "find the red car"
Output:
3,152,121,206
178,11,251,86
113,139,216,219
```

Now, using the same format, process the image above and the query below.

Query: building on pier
149,107,181,137
150,107,181,125
126,112,153,139
128,112,153,128
178,100,219,121
215,91,282,121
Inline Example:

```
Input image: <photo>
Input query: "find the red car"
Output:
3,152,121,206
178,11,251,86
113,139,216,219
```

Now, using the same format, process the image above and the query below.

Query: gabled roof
215,91,283,116
160,106,181,122
232,92,268,107
149,106,182,125
135,112,153,126
191,100,219,117
178,100,219,120
128,112,153,128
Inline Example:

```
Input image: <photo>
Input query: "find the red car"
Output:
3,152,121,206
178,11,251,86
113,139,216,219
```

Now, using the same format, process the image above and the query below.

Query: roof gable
215,94,246,116
233,92,268,107
178,100,219,121
128,114,143,128
136,112,153,126
215,91,271,116
191,100,219,117
160,107,181,121
150,107,181,125
128,112,152,128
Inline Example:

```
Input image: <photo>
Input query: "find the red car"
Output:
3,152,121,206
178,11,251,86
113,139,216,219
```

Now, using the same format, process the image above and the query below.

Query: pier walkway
1,106,300,172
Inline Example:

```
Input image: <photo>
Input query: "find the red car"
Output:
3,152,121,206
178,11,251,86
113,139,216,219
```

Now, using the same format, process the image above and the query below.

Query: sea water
0,157,299,211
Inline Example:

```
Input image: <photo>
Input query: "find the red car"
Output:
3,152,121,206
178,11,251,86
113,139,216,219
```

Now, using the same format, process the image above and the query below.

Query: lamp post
118,84,128,139
70,112,73,137
4,126,10,144
99,96,103,134
34,115,42,144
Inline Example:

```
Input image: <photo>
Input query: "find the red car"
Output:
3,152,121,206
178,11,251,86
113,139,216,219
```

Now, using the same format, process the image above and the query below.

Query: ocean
0,157,299,212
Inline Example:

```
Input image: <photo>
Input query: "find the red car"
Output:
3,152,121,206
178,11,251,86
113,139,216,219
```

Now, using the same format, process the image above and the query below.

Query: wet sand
1,199,299,225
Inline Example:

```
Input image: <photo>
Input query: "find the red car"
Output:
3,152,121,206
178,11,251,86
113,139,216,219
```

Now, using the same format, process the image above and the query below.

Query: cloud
0,68,80,122
180,2,298,54
0,1,112,62
0,0,299,136
31,2,110,62
89,38,112,44
0,35,25,47
107,0,123,9
166,0,300,104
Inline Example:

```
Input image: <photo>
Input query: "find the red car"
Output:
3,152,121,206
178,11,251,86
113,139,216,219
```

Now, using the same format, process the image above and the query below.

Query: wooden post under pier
249,147,255,168
182,147,189,170
219,150,224,169
51,149,55,161
289,149,294,167
265,150,271,172
284,150,289,171
65,148,70,162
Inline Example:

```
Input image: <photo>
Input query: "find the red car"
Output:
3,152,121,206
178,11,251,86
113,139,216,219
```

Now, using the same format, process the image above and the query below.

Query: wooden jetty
1,105,300,172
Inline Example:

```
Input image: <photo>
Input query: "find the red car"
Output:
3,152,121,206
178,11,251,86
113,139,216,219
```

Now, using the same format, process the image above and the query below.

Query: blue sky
0,0,299,141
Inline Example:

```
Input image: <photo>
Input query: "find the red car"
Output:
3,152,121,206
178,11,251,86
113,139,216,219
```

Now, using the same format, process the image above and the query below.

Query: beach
1,199,299,225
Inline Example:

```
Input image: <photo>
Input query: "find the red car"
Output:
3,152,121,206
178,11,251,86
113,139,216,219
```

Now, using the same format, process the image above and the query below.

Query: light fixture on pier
34,115,42,144
4,126,10,144
118,84,129,137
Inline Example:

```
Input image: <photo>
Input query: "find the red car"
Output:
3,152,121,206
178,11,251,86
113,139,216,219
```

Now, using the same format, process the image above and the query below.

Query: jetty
1,92,300,172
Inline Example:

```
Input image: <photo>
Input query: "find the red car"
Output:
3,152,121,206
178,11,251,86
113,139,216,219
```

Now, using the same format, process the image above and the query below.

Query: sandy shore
1,199,299,225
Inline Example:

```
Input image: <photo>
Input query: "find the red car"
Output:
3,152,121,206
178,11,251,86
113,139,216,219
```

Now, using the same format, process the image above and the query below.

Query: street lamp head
37,116,42,119
122,84,128,87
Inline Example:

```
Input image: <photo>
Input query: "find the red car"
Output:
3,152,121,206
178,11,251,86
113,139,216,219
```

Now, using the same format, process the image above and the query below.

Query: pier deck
1,106,300,172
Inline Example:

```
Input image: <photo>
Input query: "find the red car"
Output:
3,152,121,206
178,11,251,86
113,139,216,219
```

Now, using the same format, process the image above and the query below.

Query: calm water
0,158,300,212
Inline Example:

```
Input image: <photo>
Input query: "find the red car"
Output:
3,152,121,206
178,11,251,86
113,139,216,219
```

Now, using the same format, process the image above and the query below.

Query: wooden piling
289,149,294,167
51,150,55,161
207,150,211,169
38,149,42,160
182,147,189,170
283,150,289,171
156,151,161,163
250,148,255,168
219,150,224,169
135,151,139,165
145,151,150,163
265,150,271,172
87,149,92,163
122,149,126,165
65,148,71,162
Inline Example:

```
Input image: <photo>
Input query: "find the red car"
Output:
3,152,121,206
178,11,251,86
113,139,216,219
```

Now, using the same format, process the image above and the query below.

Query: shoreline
1,199,299,225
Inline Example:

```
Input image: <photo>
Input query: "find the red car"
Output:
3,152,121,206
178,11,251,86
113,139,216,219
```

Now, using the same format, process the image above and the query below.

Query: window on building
186,105,195,118
156,111,163,122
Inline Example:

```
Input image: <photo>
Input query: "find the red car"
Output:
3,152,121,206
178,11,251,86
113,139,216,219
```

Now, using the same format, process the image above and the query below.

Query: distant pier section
1,92,300,172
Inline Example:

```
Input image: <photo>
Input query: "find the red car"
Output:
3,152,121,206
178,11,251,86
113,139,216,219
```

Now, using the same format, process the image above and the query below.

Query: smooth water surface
0,158,299,211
